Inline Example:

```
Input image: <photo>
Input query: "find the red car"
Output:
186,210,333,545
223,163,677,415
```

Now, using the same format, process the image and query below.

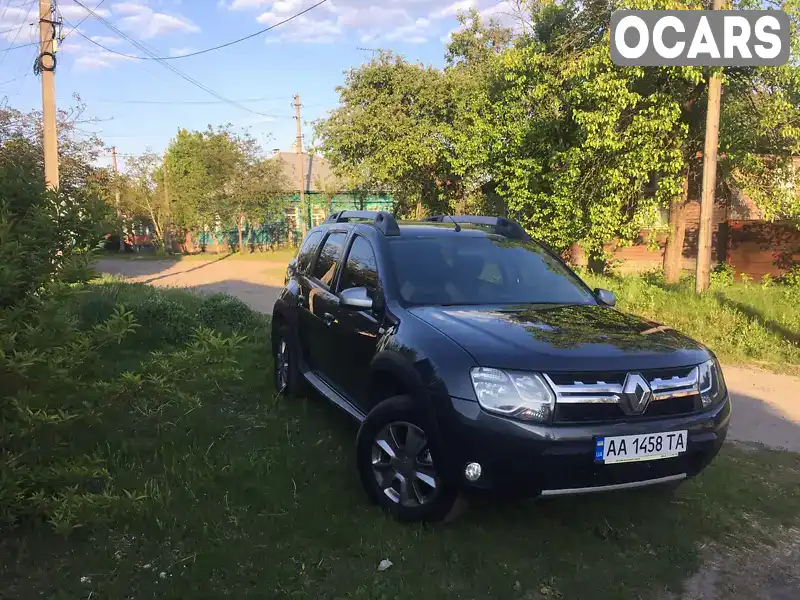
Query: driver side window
340,236,379,297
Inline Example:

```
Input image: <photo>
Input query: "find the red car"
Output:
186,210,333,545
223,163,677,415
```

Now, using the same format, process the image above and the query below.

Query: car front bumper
438,395,731,496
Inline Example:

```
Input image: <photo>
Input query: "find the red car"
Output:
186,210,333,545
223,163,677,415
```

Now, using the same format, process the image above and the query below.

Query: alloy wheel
371,421,439,507
275,337,289,392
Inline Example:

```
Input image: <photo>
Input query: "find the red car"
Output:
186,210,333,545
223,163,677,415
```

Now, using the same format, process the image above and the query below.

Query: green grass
580,271,800,374
3,283,800,599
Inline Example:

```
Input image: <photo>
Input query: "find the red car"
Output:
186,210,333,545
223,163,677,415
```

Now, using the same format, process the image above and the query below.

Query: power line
0,0,36,70
61,11,275,118
61,0,106,43
68,0,328,61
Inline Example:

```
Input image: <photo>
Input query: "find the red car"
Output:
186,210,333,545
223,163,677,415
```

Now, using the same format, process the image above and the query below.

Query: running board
540,473,686,497
303,371,366,422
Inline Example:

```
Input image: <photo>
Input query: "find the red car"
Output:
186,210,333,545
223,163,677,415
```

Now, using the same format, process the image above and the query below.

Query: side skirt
303,371,366,422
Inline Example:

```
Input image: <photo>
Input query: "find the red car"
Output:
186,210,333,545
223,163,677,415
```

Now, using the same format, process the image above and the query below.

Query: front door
303,231,348,373
328,234,383,411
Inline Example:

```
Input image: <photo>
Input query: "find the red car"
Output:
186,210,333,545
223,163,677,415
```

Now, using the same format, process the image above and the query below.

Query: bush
1,286,254,531
197,293,256,334
710,262,736,288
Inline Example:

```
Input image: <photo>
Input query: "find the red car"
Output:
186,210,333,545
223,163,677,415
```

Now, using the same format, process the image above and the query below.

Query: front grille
547,366,701,423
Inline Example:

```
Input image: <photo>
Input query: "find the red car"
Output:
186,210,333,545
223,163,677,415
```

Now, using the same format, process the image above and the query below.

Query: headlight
470,367,555,423
698,358,727,407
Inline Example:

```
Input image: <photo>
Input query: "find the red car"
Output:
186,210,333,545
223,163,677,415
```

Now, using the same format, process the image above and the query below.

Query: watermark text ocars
610,10,790,66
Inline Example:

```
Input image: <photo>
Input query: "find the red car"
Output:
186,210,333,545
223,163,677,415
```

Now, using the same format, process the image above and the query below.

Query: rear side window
340,236,379,295
296,231,324,273
311,232,347,287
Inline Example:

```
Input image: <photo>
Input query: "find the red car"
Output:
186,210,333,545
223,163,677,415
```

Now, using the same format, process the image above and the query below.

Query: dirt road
95,257,799,453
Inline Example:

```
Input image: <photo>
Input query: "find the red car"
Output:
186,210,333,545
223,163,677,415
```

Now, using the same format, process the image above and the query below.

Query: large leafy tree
164,126,287,251
314,51,460,217
317,0,800,272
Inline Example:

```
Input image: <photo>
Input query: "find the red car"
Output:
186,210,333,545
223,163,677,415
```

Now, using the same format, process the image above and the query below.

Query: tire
273,323,305,396
356,395,459,522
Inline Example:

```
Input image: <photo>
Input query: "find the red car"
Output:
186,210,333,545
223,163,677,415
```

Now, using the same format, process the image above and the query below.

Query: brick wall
727,220,800,279
609,199,728,273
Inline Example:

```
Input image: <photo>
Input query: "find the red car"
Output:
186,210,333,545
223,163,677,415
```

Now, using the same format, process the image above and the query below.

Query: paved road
95,257,800,452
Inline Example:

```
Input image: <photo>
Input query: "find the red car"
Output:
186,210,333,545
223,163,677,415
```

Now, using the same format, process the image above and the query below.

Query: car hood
407,304,710,372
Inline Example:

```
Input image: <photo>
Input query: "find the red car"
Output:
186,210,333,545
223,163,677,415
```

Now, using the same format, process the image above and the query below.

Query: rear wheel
356,395,458,522
273,324,304,396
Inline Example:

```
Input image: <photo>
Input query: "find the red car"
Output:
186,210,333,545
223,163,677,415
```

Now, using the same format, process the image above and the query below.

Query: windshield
389,236,595,306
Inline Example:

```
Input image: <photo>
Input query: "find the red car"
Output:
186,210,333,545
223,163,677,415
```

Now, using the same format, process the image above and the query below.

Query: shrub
710,262,736,288
197,293,256,334
1,289,252,531
781,264,800,288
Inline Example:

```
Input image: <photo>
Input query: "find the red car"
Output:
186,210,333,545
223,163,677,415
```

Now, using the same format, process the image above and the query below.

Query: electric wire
68,0,328,61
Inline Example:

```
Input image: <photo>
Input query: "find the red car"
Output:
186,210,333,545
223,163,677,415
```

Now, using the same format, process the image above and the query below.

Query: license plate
595,430,687,464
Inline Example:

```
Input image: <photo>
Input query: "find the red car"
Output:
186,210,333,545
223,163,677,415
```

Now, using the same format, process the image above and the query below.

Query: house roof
273,152,341,193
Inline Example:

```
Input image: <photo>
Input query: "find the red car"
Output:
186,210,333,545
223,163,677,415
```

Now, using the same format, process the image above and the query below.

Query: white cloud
169,46,196,56
113,2,199,39
91,35,125,46
58,2,113,21
236,0,514,46
0,6,40,44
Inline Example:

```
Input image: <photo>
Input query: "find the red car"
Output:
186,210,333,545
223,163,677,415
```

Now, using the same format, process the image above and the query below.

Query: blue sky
0,0,516,169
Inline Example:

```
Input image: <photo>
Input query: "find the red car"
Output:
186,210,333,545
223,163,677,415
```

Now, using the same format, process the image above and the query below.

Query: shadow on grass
714,291,800,346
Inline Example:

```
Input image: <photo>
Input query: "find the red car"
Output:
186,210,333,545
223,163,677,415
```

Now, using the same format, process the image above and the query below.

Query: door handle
323,312,336,326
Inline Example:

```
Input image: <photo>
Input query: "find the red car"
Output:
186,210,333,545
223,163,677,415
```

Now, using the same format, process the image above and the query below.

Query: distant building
273,152,393,233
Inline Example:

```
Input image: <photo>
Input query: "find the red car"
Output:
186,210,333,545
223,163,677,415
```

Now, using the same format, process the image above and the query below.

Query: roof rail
424,215,531,241
324,210,400,236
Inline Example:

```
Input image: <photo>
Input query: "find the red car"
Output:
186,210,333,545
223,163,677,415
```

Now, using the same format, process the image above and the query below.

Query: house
273,152,393,234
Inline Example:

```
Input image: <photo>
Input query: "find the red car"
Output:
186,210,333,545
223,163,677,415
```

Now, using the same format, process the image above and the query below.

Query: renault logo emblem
621,373,652,414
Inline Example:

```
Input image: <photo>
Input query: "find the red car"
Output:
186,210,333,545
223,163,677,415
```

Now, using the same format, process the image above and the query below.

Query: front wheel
356,395,459,522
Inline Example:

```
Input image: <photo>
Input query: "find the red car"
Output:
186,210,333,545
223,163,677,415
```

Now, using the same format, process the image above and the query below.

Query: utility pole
695,0,724,293
39,0,59,189
111,146,125,252
294,93,307,239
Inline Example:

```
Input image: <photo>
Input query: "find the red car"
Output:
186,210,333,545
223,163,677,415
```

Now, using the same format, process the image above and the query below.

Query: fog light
464,462,482,482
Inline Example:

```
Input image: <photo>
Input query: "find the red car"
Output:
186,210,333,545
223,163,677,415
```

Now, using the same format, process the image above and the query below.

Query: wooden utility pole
39,0,59,189
111,146,125,252
294,93,307,238
695,0,725,293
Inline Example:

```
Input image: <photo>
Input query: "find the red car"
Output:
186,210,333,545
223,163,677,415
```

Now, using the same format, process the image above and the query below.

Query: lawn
579,271,800,375
2,283,799,600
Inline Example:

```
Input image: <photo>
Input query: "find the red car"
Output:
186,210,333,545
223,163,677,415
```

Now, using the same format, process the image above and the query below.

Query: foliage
316,1,800,256
0,283,257,530
0,139,111,309
710,262,736,288
163,126,289,251
119,152,170,248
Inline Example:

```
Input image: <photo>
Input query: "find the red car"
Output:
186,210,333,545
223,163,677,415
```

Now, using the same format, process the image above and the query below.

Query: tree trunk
663,172,691,283
238,213,245,253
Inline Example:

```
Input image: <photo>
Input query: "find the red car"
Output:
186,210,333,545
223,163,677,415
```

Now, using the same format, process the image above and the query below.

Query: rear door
328,234,383,409
301,231,348,373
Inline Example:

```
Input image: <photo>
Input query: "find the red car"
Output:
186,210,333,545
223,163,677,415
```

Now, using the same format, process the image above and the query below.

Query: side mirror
287,258,297,275
339,286,373,311
595,288,616,307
